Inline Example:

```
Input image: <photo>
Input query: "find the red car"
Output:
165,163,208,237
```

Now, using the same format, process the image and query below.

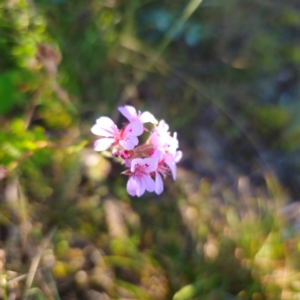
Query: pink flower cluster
91,105,182,197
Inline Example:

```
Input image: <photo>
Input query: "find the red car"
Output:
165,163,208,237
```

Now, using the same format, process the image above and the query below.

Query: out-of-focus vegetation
1,0,300,299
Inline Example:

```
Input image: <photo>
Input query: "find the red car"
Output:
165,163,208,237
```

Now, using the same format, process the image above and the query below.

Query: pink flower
151,150,166,195
151,149,182,194
164,150,182,180
126,158,157,197
91,106,182,197
91,116,143,151
118,105,158,126
150,120,179,155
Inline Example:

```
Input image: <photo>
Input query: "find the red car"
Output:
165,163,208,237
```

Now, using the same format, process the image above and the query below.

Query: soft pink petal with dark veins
124,120,143,136
142,157,158,173
130,158,144,172
91,117,118,136
119,135,138,150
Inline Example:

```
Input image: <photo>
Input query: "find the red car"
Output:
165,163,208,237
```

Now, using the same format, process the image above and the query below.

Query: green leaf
0,71,24,114
115,280,153,300
173,282,203,300
0,70,38,115
103,255,143,271
251,105,290,135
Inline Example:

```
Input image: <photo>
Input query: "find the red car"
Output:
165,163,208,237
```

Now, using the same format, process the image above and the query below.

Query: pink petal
119,135,139,150
175,151,182,163
167,132,179,154
140,111,158,124
94,138,115,151
151,149,164,162
136,177,145,197
125,160,131,168
165,156,176,180
155,172,164,195
130,158,144,172
118,105,137,122
92,117,118,137
149,132,161,148
142,175,155,192
157,120,169,133
124,120,143,136
142,157,158,173
91,124,113,137
127,176,138,196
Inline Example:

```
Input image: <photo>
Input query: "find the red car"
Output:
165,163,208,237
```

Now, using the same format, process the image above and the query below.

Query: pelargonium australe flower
126,157,157,197
91,105,182,197
91,116,142,150
118,105,158,126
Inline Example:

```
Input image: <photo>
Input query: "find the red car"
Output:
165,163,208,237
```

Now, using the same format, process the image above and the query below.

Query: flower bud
112,149,119,157
120,150,133,160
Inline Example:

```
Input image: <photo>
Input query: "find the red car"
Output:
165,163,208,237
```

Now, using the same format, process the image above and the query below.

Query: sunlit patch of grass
169,168,300,299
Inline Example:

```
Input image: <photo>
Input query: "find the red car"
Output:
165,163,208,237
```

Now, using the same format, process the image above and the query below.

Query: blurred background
1,0,300,299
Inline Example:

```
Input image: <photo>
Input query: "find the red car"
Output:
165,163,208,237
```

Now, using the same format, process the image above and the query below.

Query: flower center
134,163,149,178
